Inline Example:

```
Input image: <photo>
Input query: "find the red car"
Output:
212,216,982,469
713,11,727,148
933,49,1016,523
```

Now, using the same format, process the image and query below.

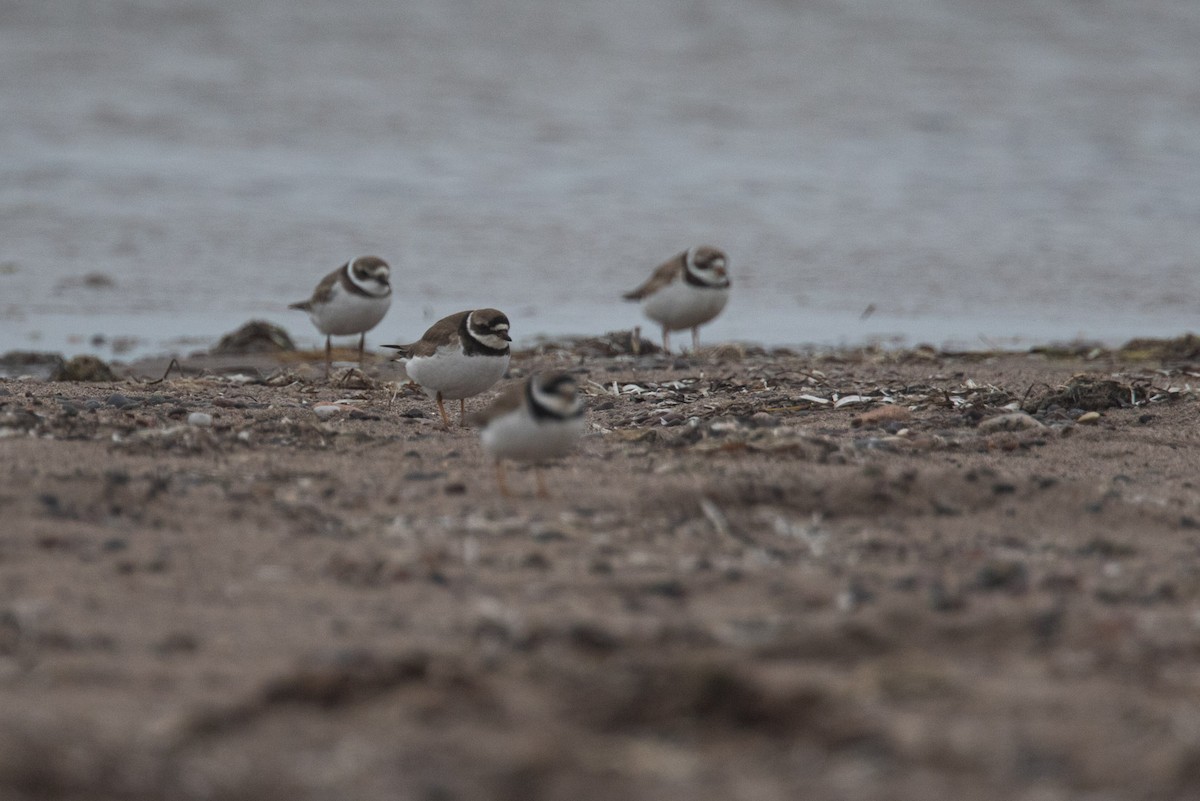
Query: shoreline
3,325,1200,383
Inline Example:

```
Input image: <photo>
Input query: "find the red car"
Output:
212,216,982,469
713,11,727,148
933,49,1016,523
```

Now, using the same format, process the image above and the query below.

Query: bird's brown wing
621,252,684,301
467,379,526,427
383,310,470,357
288,267,341,311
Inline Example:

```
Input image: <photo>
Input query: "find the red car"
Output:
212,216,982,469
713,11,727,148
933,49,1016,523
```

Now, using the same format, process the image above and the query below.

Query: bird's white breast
640,280,729,331
481,408,586,462
405,346,509,399
309,283,391,336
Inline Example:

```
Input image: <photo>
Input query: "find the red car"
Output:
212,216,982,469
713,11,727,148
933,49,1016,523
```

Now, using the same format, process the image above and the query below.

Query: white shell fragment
313,404,341,420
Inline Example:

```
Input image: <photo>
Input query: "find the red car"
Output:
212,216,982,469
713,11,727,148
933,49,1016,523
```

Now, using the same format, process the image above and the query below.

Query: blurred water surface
2,0,1199,357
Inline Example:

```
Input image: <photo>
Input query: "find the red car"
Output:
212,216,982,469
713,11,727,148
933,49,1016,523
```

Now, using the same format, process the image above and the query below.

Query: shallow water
2,0,1199,358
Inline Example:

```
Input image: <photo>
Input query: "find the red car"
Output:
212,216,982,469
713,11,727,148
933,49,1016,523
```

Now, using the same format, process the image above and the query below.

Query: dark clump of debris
0,351,66,380
213,320,296,355
52,355,118,382
1027,374,1150,412
1116,334,1200,363
532,329,662,358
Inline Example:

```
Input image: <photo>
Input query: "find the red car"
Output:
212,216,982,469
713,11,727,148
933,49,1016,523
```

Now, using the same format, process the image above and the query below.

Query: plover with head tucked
623,245,730,354
289,256,392,378
384,308,511,428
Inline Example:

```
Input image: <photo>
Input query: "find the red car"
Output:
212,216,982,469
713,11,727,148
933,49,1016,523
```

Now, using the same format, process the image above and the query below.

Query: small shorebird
623,245,730,354
384,308,511,428
289,256,392,378
472,372,586,497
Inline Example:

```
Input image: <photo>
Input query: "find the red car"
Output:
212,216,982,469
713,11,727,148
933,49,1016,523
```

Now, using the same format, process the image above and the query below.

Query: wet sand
2,339,1199,799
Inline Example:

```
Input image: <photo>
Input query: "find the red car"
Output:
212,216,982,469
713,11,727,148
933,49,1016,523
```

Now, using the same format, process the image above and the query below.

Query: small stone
978,412,1045,433
1076,411,1101,425
154,632,199,655
522,552,550,570
975,560,1029,593
644,579,687,599
568,623,620,652
106,393,134,409
313,404,340,420
187,412,213,427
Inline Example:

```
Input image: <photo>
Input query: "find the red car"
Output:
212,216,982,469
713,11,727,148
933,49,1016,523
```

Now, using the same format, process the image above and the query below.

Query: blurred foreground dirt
2,342,1199,800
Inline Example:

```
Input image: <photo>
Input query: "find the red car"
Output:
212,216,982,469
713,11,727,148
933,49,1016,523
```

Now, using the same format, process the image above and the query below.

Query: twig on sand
146,358,185,385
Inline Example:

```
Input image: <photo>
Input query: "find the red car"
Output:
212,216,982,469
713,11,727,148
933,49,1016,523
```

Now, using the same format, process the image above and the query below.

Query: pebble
978,412,1045,433
313,404,340,420
187,412,213,427
1076,411,1102,425
106,393,134,409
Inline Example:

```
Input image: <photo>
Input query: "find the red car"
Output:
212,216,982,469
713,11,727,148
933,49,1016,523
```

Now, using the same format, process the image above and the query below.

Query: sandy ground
2,339,1200,800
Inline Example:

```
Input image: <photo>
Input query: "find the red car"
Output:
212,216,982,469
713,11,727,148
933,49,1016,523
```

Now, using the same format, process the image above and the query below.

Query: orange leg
324,336,332,380
691,326,701,353
435,392,451,429
357,333,366,369
495,460,512,497
661,327,671,355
